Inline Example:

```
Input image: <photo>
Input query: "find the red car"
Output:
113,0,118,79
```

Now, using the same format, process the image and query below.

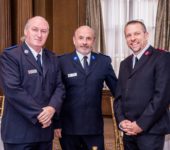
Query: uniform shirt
76,51,91,68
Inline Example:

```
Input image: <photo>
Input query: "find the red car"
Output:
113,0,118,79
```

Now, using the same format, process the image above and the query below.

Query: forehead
27,18,49,29
125,23,144,33
75,27,95,37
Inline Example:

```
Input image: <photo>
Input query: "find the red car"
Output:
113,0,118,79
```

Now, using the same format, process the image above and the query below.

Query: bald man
55,25,117,150
0,16,65,150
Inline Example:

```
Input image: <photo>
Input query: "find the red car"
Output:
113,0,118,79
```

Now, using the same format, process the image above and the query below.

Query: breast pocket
63,72,82,87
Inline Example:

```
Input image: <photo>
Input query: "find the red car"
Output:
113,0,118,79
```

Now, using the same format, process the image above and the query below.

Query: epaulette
57,53,67,58
4,45,18,51
156,48,168,52
98,52,110,58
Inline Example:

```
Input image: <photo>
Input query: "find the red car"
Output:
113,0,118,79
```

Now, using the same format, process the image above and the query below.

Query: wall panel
11,0,33,45
0,0,11,52
52,0,86,54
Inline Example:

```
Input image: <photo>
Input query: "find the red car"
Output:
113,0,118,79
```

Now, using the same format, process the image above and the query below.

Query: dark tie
36,54,42,70
134,57,138,68
83,56,89,74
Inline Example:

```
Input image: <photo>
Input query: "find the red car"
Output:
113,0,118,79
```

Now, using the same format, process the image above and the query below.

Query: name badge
28,69,38,74
68,73,77,78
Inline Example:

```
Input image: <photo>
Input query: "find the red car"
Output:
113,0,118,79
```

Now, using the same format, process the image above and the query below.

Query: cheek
88,41,94,46
126,40,131,46
42,35,48,41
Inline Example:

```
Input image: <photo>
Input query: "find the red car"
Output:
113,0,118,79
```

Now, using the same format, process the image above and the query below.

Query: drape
86,0,106,53
154,0,170,51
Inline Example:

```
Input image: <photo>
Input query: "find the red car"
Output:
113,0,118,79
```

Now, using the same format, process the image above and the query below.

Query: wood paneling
52,0,86,54
33,0,86,54
11,0,33,45
0,0,11,52
102,90,113,116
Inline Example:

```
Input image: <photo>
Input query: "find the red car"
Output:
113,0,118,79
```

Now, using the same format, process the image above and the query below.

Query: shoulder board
98,52,110,57
57,53,67,57
4,45,18,51
156,48,168,52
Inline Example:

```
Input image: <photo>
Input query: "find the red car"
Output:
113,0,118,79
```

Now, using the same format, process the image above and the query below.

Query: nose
130,35,136,41
37,30,42,37
82,38,87,44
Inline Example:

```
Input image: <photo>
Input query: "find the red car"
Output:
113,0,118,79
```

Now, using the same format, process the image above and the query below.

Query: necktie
134,57,138,68
83,56,89,74
36,54,42,70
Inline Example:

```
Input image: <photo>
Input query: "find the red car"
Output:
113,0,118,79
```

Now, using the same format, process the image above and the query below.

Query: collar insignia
24,49,29,54
92,55,96,60
73,56,78,61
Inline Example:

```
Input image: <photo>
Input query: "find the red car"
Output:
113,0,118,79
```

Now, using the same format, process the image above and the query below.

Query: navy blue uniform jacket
0,43,65,143
114,46,170,134
58,51,117,135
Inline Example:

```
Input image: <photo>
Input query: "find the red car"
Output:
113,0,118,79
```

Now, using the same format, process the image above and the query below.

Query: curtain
86,0,106,53
154,0,170,51
155,1,170,147
101,0,158,75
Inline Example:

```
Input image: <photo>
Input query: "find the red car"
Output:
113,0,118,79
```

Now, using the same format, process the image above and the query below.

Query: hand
120,120,137,135
120,120,132,130
55,129,62,138
37,106,55,127
129,121,143,134
123,121,143,136
42,120,52,128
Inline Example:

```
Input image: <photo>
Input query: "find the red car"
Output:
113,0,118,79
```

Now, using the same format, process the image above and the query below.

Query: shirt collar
76,51,91,63
25,41,43,59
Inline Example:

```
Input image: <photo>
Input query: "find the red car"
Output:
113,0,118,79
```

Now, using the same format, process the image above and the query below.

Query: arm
105,57,117,96
113,62,126,125
47,56,65,114
38,56,65,127
114,74,139,135
1,50,42,124
136,52,170,131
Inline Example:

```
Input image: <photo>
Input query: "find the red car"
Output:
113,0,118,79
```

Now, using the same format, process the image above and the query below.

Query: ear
145,32,149,40
73,36,76,45
24,29,27,36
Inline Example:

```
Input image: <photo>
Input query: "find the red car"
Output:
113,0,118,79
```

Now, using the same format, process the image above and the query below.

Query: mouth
131,42,139,48
34,38,42,41
81,46,89,49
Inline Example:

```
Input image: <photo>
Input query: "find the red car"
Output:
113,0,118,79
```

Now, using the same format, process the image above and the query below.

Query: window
101,0,158,75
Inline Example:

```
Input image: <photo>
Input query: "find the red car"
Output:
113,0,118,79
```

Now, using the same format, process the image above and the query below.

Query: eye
86,37,93,41
41,30,48,34
32,28,39,32
134,32,140,36
126,34,131,38
79,36,84,40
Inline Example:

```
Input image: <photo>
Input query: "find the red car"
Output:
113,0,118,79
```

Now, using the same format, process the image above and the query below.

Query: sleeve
105,56,118,97
48,56,65,115
136,52,170,131
0,50,42,124
113,62,126,125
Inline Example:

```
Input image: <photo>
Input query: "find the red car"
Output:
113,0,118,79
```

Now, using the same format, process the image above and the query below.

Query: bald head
24,16,49,32
74,25,95,39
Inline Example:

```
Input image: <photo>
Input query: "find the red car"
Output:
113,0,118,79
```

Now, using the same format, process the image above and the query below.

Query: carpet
53,117,115,150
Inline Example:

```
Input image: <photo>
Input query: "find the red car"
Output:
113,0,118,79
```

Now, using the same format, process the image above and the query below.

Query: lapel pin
73,56,78,61
144,51,150,56
92,55,96,60
24,49,29,55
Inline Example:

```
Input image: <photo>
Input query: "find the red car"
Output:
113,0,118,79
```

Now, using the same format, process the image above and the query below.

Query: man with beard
55,25,117,150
